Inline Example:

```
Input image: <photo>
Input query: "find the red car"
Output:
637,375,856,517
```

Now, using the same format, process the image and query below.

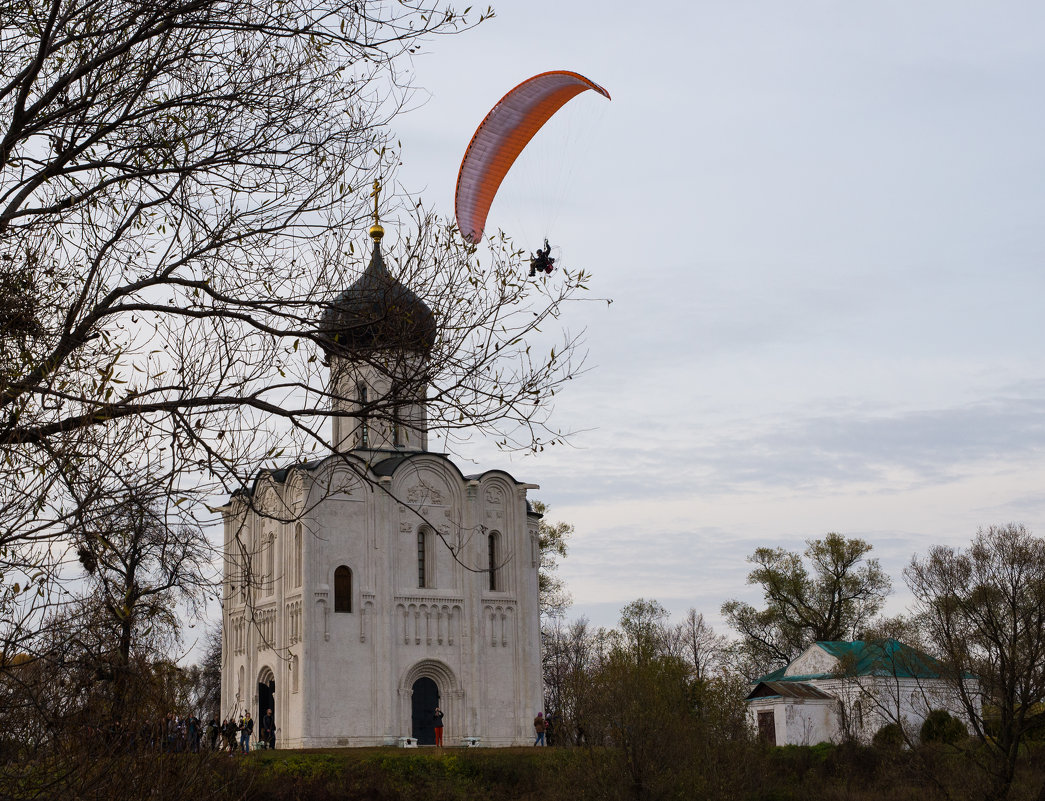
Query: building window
393,411,402,447
264,532,275,595
488,532,499,591
334,565,352,612
291,654,300,693
357,383,369,447
417,530,428,588
293,524,302,588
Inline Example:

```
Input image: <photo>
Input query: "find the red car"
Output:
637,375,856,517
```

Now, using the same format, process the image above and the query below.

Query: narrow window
392,411,402,447
488,533,498,591
334,565,352,612
417,530,427,588
357,383,369,447
291,655,300,693
293,524,303,588
264,533,275,595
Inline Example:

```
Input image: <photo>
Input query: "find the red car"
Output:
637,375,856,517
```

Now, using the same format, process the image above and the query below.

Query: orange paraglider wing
455,71,611,245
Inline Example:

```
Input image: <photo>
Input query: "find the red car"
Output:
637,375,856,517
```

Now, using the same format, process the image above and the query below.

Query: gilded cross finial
369,178,384,243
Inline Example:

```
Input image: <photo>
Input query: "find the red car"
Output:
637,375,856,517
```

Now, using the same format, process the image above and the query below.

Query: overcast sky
387,1,1045,633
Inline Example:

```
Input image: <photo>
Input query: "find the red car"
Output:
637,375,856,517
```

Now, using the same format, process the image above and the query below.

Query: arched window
488,532,499,591
357,383,369,448
293,524,302,588
334,565,352,612
264,532,275,595
417,530,428,588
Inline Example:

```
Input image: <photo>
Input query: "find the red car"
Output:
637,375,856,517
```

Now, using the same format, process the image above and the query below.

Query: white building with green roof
745,639,975,746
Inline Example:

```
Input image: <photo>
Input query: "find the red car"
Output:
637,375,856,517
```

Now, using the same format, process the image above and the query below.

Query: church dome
320,241,436,356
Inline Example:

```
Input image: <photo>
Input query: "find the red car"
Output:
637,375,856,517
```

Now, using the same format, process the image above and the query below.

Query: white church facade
220,223,544,747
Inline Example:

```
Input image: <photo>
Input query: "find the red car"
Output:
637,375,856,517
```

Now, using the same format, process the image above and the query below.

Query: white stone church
219,225,544,747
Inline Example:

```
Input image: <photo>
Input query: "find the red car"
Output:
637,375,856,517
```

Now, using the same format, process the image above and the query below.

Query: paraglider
529,239,555,277
454,71,611,254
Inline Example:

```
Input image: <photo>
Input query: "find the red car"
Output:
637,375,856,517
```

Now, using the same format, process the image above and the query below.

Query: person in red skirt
433,707,444,746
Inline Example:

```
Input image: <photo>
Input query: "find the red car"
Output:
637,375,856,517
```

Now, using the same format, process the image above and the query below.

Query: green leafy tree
722,533,891,677
586,601,698,800
532,500,573,618
617,598,672,665
580,600,752,801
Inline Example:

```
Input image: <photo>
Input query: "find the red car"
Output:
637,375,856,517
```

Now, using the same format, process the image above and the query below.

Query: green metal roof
753,639,947,684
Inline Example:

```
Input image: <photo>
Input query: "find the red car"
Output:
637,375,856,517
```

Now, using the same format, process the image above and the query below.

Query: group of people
533,711,555,746
80,710,278,754
81,713,207,753
427,706,554,747
214,709,276,752
89,705,561,750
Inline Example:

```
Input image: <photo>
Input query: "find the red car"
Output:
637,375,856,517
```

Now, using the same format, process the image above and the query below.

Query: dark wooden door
757,710,776,745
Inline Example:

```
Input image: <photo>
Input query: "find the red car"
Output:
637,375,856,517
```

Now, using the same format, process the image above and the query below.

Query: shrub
920,710,967,745
872,723,904,750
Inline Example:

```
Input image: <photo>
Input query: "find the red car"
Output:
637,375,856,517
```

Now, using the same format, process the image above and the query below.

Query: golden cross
370,178,381,227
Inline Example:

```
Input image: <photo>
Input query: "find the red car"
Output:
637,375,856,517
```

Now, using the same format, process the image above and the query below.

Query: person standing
262,708,275,750
239,712,253,753
533,712,547,746
222,718,237,752
187,714,201,753
207,717,220,751
433,707,444,747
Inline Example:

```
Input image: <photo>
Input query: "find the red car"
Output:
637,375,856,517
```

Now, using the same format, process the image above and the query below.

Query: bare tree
0,0,591,546
0,0,596,793
679,609,728,683
185,623,223,723
74,492,209,719
541,616,608,746
906,524,1045,801
0,0,592,651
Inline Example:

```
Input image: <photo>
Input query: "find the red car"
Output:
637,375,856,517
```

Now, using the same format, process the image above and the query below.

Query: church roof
233,450,530,498
318,242,436,356
746,681,835,701
753,639,948,684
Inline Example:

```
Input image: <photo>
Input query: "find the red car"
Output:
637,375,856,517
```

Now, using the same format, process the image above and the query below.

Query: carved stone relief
407,482,445,506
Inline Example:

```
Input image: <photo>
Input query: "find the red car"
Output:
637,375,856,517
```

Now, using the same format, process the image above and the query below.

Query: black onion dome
319,242,436,356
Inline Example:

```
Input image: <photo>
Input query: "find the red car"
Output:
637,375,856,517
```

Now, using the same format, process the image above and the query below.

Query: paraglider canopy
455,71,611,245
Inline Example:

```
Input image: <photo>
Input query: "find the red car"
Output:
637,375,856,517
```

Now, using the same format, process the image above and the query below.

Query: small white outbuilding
745,639,974,746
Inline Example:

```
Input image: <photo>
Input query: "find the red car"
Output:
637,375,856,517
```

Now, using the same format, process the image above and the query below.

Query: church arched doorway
411,677,440,745
257,668,275,748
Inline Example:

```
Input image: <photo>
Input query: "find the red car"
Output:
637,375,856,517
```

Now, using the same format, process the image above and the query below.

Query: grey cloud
528,393,1045,508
